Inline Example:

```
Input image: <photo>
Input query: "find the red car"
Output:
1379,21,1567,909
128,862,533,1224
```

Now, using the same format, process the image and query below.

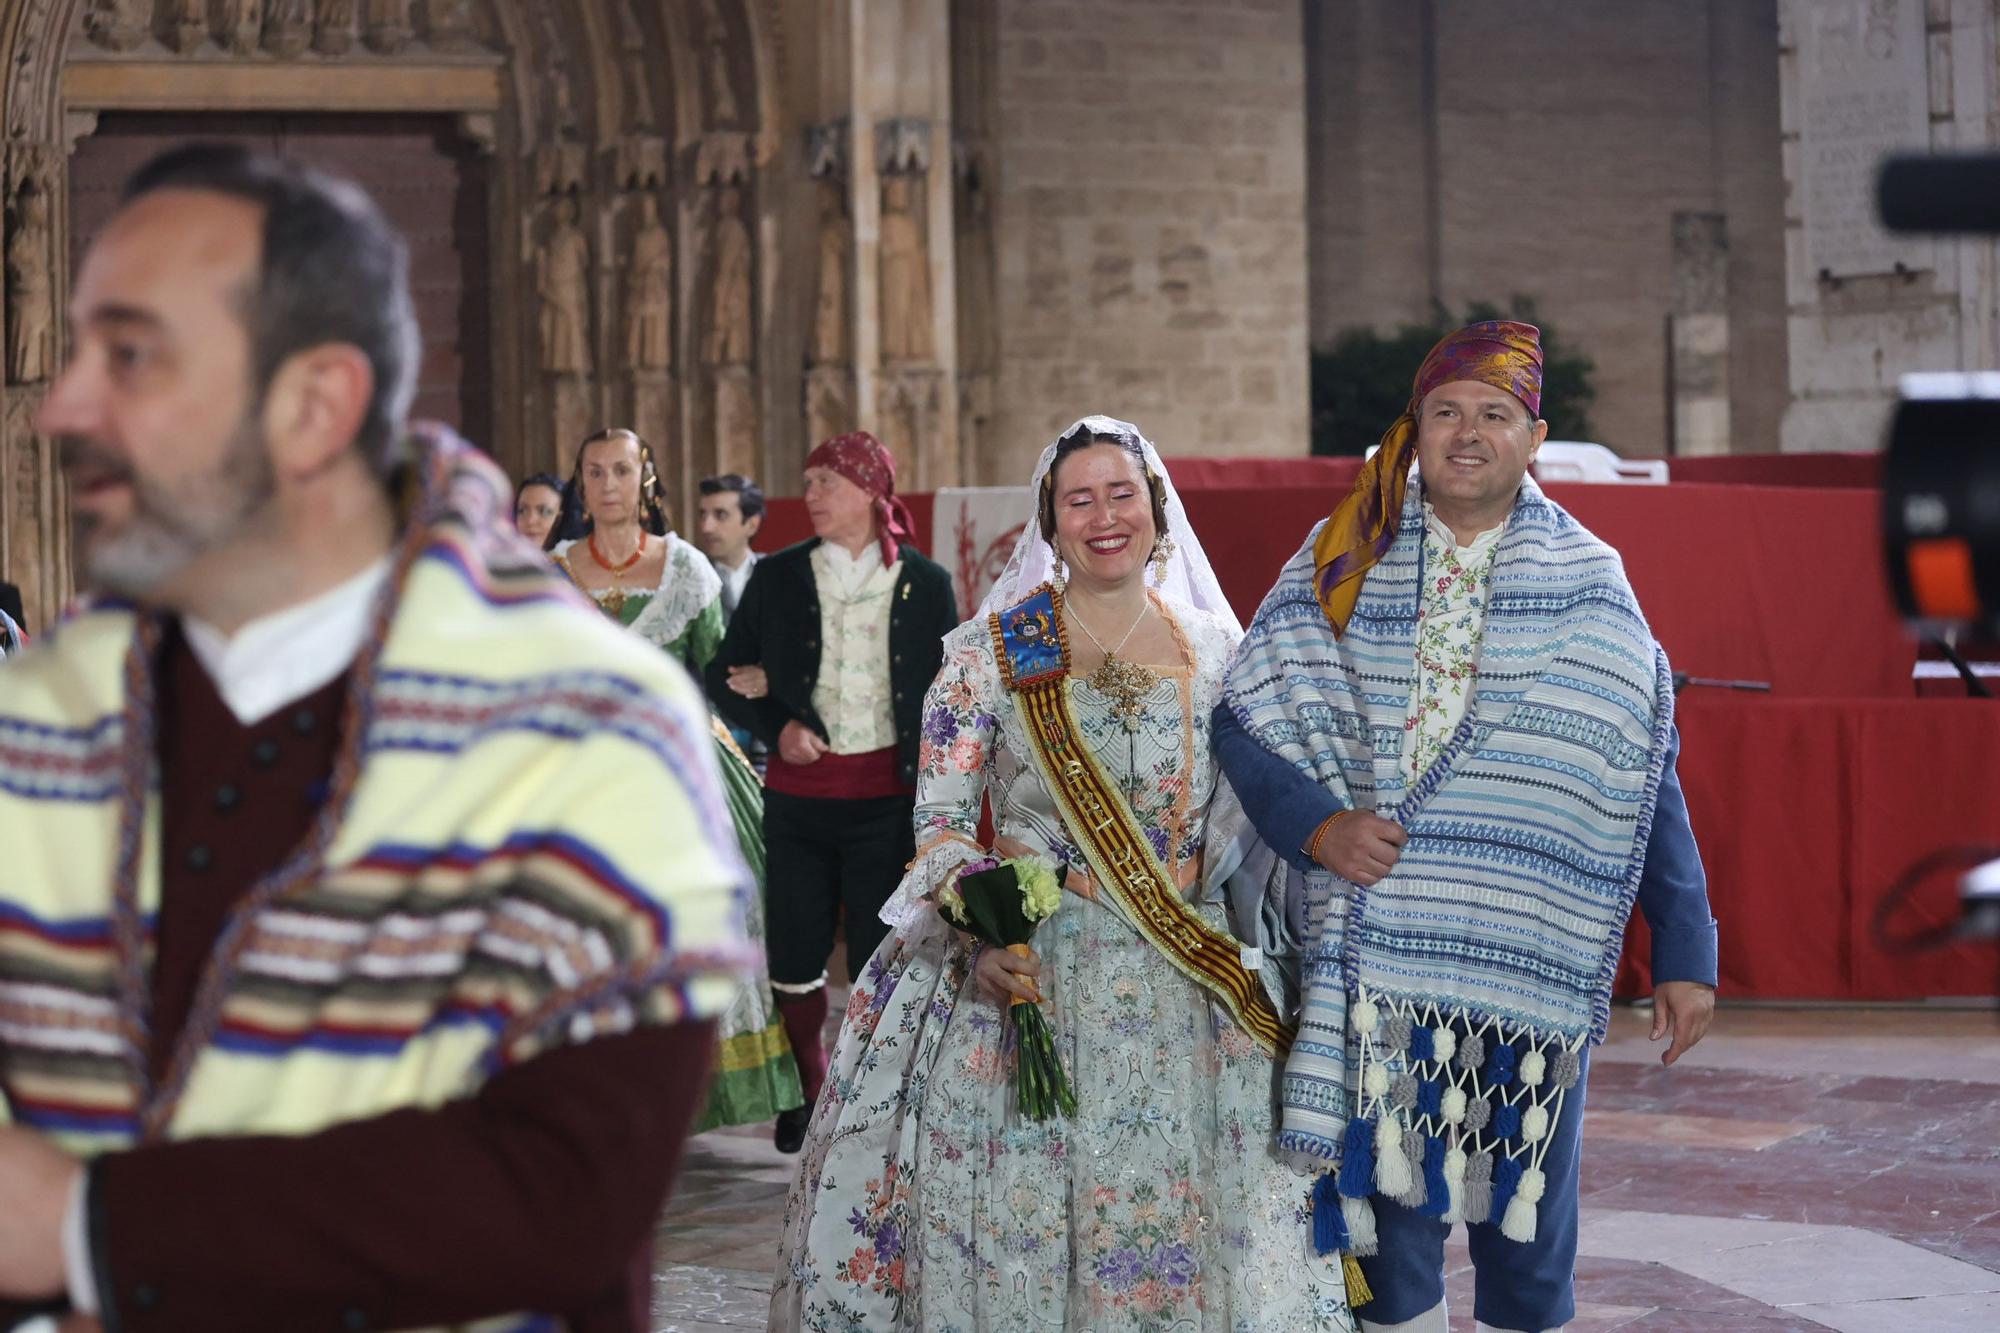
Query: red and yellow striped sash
1009,672,1293,1058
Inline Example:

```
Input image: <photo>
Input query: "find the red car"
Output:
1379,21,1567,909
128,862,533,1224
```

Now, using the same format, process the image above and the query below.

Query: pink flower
846,1246,875,1284
962,1043,1009,1085
949,735,982,773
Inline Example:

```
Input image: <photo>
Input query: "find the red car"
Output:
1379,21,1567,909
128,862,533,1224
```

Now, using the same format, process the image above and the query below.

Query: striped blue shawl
1224,478,1673,1162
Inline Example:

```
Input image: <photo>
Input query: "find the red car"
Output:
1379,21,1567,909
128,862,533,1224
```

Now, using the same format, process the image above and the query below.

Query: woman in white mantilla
553,427,802,1132
770,417,1355,1332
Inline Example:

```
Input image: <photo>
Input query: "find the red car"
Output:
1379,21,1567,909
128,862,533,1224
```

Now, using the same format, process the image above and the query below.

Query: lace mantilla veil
977,414,1240,634
876,415,1242,935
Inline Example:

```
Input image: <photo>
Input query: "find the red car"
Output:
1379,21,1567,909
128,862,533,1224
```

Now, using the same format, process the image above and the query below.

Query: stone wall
1777,0,2000,454
984,0,1311,481
1308,0,1789,457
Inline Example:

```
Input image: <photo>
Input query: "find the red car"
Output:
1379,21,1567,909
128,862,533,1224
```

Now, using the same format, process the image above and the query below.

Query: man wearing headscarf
707,432,957,1154
1214,323,1718,1333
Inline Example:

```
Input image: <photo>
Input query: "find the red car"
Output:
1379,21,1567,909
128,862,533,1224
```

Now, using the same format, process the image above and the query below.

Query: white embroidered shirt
810,541,902,754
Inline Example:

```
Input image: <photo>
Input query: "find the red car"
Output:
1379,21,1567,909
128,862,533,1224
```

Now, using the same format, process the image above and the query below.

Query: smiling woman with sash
771,417,1354,1332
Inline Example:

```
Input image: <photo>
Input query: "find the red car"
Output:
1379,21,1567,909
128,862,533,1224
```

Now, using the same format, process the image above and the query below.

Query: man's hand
778,719,830,767
0,1126,81,1297
1651,980,1716,1066
725,664,769,699
1312,811,1408,886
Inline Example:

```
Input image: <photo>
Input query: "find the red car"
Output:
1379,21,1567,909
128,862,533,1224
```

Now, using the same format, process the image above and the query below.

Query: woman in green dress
551,427,801,1131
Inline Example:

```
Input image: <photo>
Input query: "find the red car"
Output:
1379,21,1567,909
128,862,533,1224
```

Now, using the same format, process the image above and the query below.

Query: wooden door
68,113,493,451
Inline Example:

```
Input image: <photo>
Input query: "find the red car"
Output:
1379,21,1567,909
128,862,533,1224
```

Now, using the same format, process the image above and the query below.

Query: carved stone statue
955,159,997,367
702,186,752,367
879,176,934,364
806,369,850,447
263,0,312,56
314,0,356,54
877,375,919,482
701,0,740,127
714,370,756,476
214,0,263,53
7,180,54,385
810,189,849,367
163,0,207,52
84,0,154,52
419,0,475,50
537,198,592,376
623,196,674,372
363,0,411,54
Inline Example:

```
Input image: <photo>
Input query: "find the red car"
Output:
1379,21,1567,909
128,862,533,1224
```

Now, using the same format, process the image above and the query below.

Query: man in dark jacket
708,432,957,1153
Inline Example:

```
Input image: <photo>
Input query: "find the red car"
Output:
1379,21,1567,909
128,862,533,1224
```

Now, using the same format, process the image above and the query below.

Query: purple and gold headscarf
1312,320,1544,635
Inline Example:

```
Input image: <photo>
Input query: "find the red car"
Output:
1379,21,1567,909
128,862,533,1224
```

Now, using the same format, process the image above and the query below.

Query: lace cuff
879,828,987,931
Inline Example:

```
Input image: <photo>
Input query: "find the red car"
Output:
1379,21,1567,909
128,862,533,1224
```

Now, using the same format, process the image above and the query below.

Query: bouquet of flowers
938,853,1077,1120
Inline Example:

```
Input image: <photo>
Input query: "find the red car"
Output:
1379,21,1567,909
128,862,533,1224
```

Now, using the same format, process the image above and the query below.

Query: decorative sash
989,586,1293,1058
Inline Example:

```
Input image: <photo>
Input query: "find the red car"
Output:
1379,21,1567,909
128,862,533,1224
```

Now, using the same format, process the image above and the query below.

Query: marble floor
652,1003,2000,1332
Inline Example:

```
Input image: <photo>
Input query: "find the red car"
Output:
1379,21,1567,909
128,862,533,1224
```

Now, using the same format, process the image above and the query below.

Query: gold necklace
1067,595,1160,732
589,529,648,618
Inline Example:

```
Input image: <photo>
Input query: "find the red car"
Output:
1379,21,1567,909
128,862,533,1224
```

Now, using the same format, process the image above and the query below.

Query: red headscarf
805,432,916,568
1312,320,1544,634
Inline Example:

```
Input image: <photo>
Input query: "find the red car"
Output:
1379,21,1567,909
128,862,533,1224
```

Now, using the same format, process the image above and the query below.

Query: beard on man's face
63,414,277,600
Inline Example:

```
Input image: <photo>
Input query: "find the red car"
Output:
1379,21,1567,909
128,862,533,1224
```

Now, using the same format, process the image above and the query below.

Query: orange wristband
1305,809,1352,863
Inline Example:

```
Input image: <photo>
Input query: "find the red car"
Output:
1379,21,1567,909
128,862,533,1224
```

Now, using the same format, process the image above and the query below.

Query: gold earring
1051,545,1068,594
1152,533,1175,584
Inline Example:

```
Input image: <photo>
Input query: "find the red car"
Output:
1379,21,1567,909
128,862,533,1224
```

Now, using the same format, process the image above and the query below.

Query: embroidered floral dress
553,532,801,1130
771,593,1354,1333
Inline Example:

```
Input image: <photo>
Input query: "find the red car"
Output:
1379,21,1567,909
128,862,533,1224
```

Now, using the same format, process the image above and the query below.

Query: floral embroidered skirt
770,892,1354,1332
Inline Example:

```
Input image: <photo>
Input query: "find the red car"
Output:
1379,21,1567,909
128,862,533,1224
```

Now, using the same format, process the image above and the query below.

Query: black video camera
1873,155,2000,949
1879,156,2000,635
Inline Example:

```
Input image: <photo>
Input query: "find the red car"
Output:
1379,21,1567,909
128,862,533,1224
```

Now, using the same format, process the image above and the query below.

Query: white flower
1013,856,1063,922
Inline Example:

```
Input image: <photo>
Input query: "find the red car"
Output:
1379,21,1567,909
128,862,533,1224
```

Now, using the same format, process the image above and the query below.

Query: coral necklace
588,529,647,616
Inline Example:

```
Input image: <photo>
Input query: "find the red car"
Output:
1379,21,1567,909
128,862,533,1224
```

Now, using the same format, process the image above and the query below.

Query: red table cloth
755,470,1996,999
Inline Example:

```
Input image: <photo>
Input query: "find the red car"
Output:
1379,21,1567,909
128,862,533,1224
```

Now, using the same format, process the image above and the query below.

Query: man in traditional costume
706,432,957,1154
1215,322,1718,1333
0,144,753,1332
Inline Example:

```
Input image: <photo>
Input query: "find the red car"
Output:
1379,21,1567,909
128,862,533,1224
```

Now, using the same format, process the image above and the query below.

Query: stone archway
0,0,973,629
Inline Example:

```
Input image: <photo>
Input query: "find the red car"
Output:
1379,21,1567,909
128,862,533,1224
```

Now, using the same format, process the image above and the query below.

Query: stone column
805,119,855,449
0,142,70,632
1670,212,1732,457
695,133,757,485
621,186,677,489
876,117,946,487
845,0,958,490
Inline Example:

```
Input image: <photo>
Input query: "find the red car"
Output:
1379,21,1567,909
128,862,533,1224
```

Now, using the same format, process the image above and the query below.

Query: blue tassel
1312,1172,1350,1256
1416,1078,1442,1119
1417,1136,1451,1218
1487,1041,1518,1085
1408,1025,1434,1062
1492,1100,1521,1141
1489,1152,1524,1224
1337,1116,1376,1199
